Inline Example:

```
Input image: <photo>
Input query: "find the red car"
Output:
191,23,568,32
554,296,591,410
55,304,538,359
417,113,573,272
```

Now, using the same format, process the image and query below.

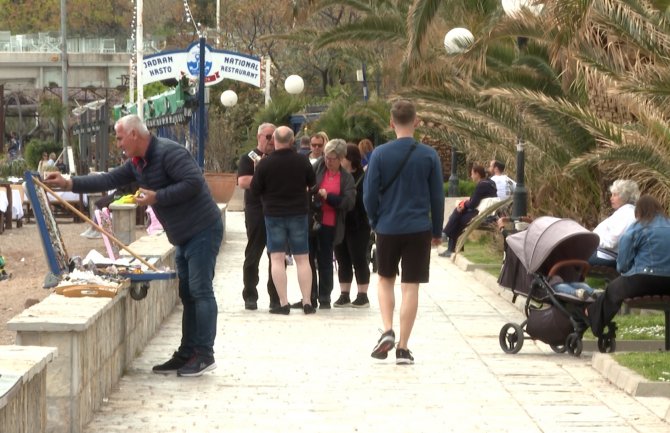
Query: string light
129,2,137,82
183,0,202,37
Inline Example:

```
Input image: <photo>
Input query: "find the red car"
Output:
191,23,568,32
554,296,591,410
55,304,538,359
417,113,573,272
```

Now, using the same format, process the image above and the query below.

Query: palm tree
400,0,670,224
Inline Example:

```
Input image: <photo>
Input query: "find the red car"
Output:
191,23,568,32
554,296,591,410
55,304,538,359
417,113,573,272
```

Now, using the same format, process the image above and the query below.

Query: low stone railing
0,345,57,433
5,204,227,433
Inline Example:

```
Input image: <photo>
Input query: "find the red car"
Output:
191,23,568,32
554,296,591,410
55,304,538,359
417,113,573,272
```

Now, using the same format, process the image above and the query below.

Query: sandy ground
0,219,146,345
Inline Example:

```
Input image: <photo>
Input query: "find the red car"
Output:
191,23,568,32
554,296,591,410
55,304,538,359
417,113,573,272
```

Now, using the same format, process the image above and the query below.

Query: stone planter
204,172,237,204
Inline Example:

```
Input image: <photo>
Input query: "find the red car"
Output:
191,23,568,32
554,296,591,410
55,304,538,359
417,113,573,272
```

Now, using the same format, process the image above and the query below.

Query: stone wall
0,346,56,433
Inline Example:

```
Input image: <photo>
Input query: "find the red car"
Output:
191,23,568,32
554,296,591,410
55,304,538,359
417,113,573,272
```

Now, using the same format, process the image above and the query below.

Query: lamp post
443,28,473,197
501,0,542,219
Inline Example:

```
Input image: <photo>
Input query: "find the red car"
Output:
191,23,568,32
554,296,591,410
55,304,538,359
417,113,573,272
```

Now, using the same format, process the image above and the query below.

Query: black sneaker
152,352,189,375
333,293,351,308
303,304,316,314
371,329,395,359
270,304,291,315
244,300,258,311
395,348,414,365
177,354,217,377
351,294,370,308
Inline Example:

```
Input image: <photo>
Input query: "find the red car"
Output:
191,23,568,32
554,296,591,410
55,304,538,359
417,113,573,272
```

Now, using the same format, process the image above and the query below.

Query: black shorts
375,231,432,283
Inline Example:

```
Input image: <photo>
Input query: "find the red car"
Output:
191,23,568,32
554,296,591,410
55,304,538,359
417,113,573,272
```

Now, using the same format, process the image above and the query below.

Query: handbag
309,193,322,233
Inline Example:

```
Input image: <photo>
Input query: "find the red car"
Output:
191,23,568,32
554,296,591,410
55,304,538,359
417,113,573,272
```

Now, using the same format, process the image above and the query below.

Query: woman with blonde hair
309,131,329,165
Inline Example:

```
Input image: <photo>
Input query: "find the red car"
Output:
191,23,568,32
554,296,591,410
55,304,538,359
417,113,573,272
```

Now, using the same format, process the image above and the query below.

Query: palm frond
312,16,406,50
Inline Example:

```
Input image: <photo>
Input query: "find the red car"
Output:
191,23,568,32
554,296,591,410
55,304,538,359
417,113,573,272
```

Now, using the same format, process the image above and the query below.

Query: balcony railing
0,31,162,54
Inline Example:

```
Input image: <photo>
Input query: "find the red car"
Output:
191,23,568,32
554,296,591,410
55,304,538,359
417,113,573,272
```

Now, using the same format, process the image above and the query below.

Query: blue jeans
175,218,223,358
264,214,309,254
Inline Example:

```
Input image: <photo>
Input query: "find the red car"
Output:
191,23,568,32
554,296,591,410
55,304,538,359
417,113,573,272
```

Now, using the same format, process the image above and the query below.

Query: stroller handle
547,259,591,282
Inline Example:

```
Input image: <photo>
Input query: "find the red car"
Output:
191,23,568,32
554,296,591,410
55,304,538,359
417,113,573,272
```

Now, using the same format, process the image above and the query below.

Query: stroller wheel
549,344,567,353
566,333,583,357
499,323,524,354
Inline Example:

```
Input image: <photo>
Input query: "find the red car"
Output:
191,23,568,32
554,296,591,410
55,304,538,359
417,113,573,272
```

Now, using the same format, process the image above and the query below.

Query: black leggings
589,273,670,336
334,226,371,285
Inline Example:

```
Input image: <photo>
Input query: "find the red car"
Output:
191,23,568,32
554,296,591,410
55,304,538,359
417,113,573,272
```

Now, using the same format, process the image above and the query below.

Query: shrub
0,157,29,178
24,138,61,169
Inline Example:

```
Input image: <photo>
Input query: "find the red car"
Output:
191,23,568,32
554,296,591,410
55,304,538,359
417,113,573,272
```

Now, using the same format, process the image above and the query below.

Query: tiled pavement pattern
84,211,670,433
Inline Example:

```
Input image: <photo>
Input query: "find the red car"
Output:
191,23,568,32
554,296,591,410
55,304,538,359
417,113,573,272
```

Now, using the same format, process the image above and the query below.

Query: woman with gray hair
589,179,641,269
294,138,356,309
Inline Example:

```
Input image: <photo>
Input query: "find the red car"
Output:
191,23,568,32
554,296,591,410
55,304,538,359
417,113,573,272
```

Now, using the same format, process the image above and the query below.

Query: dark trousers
310,225,335,304
176,218,223,357
334,226,371,285
588,274,670,336
242,211,278,305
443,208,477,252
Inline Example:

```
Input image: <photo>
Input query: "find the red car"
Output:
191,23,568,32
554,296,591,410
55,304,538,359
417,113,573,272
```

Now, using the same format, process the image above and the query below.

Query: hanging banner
141,42,261,87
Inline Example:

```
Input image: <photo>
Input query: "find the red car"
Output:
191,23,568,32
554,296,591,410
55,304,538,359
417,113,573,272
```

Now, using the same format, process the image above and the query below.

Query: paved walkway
84,211,670,433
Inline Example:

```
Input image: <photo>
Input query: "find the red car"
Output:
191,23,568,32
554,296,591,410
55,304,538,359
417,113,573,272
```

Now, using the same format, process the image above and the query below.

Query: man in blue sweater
45,114,223,377
363,99,444,364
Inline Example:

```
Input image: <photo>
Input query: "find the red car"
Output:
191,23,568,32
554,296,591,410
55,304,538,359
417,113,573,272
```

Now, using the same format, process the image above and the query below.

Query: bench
453,197,513,256
624,295,670,350
588,266,670,349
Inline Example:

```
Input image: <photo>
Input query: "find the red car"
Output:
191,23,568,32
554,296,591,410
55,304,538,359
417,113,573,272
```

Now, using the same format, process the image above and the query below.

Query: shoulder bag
379,141,417,194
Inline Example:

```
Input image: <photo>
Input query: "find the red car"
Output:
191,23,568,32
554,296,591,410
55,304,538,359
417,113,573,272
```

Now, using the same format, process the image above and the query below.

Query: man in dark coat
45,114,223,377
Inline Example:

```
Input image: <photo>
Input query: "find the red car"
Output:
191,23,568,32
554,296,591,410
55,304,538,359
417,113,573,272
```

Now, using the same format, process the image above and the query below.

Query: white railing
0,31,163,54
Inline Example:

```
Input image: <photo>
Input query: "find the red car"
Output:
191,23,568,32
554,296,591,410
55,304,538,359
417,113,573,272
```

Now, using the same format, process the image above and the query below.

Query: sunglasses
311,142,324,148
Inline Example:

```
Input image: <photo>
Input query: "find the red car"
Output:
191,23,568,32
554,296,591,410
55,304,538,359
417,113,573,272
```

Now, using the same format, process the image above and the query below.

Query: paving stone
83,212,670,432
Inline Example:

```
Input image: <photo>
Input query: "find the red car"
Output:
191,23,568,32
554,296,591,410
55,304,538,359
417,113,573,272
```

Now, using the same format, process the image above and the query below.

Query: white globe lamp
220,90,238,107
501,0,543,17
444,27,474,55
284,75,304,95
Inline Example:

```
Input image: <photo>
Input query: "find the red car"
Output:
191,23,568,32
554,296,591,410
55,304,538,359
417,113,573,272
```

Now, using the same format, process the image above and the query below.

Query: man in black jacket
251,126,317,314
45,114,223,377
237,123,280,311
440,164,497,257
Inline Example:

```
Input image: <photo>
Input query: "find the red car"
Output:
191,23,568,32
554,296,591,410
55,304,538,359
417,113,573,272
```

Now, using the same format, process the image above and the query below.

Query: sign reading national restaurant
141,42,261,88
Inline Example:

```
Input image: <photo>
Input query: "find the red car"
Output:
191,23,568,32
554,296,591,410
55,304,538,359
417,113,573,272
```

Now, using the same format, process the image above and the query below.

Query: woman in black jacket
441,164,497,257
333,144,372,308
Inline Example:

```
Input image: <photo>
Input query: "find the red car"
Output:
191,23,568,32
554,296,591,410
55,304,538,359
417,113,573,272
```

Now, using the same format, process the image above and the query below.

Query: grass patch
459,234,503,278
614,352,670,382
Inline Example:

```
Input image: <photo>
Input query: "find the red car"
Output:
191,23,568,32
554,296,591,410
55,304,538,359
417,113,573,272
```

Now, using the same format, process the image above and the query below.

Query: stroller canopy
506,217,600,274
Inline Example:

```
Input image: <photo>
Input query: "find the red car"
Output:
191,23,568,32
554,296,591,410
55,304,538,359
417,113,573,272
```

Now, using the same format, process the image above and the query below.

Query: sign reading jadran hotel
141,41,261,87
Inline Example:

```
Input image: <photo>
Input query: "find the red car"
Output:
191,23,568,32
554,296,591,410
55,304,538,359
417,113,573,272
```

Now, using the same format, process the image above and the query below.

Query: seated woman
588,195,670,337
440,164,497,257
589,179,640,269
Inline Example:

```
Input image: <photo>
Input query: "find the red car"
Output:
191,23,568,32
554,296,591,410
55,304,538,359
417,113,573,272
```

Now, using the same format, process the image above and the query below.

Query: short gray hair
324,139,347,158
610,179,640,205
257,122,276,135
116,114,149,136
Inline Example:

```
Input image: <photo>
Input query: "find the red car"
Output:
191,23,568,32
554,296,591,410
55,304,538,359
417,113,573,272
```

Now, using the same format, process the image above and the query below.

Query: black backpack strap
379,141,417,195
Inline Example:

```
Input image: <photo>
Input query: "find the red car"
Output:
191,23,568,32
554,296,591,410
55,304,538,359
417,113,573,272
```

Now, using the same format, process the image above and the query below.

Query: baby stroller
497,217,617,357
